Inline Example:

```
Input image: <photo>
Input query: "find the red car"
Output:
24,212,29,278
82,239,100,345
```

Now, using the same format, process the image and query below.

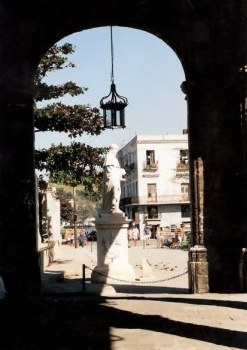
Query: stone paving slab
43,240,189,293
41,241,247,350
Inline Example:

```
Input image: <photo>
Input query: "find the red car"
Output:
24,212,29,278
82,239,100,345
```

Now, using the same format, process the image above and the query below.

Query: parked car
86,230,97,241
163,237,174,248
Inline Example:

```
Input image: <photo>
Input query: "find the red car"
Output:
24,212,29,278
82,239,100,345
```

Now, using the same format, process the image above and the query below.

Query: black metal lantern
100,26,128,129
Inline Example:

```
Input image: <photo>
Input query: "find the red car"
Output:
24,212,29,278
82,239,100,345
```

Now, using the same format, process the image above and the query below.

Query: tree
56,188,73,223
36,142,107,201
76,198,97,222
34,43,104,138
34,43,108,201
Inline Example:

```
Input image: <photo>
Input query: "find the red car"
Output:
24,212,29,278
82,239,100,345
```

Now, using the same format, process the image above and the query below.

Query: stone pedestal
91,213,136,284
239,248,247,292
188,245,209,293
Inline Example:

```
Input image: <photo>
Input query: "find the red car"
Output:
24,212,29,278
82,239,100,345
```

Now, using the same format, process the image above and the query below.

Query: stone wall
37,185,61,272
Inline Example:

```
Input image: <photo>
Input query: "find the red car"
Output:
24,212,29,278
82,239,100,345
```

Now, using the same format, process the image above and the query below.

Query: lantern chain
110,26,114,84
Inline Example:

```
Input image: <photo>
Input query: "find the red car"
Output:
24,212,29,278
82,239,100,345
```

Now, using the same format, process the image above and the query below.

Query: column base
188,245,209,293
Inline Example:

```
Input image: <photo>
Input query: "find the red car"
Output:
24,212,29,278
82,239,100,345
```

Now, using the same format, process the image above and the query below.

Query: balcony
143,161,159,172
176,162,189,178
122,194,190,205
144,213,162,220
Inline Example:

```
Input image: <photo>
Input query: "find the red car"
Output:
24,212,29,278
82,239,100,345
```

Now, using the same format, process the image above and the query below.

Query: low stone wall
38,242,56,273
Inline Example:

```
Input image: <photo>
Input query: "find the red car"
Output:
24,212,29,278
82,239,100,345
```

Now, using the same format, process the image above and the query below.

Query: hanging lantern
100,26,128,129
100,82,128,129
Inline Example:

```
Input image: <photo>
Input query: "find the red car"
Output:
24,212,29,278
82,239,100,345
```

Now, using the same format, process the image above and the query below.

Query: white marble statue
102,144,126,213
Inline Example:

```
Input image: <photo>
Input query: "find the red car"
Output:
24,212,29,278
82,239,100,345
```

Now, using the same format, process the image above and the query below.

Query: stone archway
0,1,245,297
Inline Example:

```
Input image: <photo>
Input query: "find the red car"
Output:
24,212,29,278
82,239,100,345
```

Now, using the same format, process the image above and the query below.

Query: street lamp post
73,186,78,248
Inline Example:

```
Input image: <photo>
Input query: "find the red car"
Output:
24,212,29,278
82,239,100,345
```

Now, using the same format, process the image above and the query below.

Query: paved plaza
44,240,188,294
43,240,190,294
40,240,247,350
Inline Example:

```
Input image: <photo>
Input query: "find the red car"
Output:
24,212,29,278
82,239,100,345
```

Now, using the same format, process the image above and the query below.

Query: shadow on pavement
1,293,247,350
112,283,189,294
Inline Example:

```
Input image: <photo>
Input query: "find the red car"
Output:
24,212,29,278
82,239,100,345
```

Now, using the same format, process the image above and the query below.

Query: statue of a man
102,144,126,213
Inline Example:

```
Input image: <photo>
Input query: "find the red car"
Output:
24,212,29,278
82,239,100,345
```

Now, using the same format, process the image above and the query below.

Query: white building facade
118,131,190,238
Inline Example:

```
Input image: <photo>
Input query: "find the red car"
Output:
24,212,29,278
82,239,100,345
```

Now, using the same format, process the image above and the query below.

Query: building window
144,150,158,171
181,204,190,218
181,183,189,194
147,206,158,219
176,150,189,177
147,183,157,202
180,149,189,164
146,150,155,165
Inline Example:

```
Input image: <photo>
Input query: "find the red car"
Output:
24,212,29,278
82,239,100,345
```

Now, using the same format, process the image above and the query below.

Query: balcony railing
176,162,189,177
122,194,190,205
144,213,162,220
143,161,159,172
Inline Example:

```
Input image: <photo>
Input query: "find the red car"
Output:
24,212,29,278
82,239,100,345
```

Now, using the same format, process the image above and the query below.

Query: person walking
127,228,133,247
156,227,163,248
78,231,87,247
131,223,139,246
144,225,152,245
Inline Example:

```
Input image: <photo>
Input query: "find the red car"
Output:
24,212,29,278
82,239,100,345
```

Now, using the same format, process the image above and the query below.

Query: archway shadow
111,283,188,294
1,292,247,350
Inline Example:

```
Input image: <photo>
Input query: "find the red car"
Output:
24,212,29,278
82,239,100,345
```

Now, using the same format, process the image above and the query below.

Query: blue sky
35,26,187,150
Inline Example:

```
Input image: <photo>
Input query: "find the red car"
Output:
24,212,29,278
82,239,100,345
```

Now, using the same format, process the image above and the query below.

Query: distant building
118,131,190,237
37,179,62,268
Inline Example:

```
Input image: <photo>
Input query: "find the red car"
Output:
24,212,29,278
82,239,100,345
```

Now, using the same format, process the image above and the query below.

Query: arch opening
35,25,190,294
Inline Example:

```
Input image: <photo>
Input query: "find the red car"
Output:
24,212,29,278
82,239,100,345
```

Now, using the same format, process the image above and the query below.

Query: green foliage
34,42,108,201
34,43,104,137
55,187,72,200
76,198,97,221
35,143,108,201
54,185,100,222
59,195,73,223
35,43,76,84
34,103,103,138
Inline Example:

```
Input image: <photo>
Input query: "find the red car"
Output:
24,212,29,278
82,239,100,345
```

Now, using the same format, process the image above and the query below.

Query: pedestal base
91,264,136,284
91,213,136,284
84,283,117,296
188,245,209,293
